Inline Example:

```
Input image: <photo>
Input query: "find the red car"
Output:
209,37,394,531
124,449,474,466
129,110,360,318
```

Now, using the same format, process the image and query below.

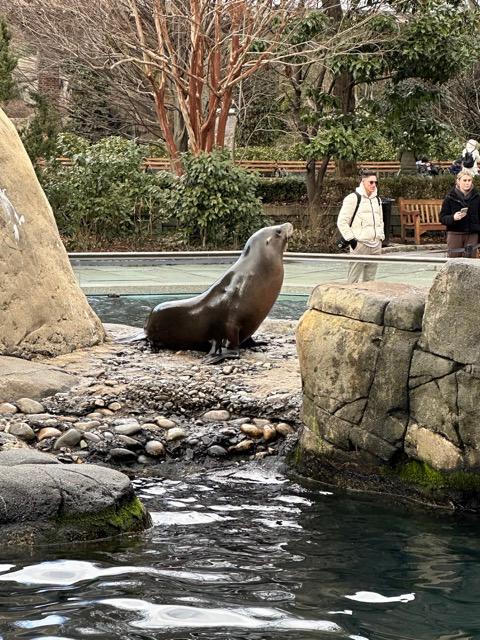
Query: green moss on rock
53,496,152,543
395,460,480,494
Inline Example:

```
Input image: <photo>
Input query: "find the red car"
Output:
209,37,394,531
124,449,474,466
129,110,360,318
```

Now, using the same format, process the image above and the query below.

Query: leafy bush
167,151,267,248
21,92,61,163
257,177,307,203
40,136,173,238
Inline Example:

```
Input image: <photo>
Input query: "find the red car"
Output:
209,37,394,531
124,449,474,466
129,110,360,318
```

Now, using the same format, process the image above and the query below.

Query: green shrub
40,136,173,238
254,173,473,210
167,151,267,248
257,177,307,203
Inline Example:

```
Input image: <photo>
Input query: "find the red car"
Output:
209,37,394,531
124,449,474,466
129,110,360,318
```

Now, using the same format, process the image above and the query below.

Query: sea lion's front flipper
116,330,147,344
240,336,267,349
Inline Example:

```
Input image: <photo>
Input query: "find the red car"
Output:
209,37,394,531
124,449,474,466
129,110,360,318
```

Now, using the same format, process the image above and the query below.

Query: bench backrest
398,198,443,224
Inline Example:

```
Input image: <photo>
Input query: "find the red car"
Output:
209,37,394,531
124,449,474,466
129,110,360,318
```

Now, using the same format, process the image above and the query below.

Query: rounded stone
145,440,165,457
202,410,230,422
54,429,82,449
166,427,186,442
252,418,270,427
0,403,17,415
114,421,142,436
240,424,263,439
16,398,45,415
155,417,177,429
117,435,141,448
37,427,62,442
108,402,122,412
7,423,35,441
263,425,277,442
207,445,228,457
82,432,101,443
276,422,295,436
110,448,137,462
229,439,254,453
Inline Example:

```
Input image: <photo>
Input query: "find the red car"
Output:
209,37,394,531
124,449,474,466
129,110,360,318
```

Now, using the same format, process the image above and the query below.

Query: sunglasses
367,180,378,184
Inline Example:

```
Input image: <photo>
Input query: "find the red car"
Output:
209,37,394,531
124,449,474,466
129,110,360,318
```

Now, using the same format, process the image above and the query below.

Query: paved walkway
71,246,447,295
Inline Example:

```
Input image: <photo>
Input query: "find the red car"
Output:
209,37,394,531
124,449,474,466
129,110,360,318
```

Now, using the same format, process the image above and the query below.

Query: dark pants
447,232,479,258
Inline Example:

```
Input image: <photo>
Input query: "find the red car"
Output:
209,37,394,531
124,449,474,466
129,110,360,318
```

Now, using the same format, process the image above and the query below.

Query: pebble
166,427,186,442
117,435,141,448
94,399,106,407
145,440,165,457
37,427,62,441
229,439,254,453
16,398,45,414
207,445,228,457
7,422,35,441
0,403,17,414
114,421,142,435
108,402,122,411
240,424,263,439
263,425,277,442
75,421,99,431
82,432,101,443
202,409,230,422
276,422,295,436
110,448,137,462
252,418,270,427
54,429,82,449
155,417,177,429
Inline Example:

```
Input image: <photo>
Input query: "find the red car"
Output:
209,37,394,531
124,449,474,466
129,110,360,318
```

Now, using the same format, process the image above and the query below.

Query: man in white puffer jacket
337,171,385,283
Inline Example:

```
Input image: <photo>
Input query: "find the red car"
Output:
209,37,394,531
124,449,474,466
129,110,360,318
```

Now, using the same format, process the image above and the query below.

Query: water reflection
1,465,480,639
87,292,308,327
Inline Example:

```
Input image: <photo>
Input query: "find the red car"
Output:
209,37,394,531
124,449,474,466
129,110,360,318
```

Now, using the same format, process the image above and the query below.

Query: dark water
1,465,480,639
87,293,308,327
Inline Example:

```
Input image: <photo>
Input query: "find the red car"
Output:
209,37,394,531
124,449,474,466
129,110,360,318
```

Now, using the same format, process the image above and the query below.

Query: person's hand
454,210,467,221
349,238,358,250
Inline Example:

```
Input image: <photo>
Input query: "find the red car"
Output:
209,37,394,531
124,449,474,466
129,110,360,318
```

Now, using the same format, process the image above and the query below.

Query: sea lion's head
243,223,294,259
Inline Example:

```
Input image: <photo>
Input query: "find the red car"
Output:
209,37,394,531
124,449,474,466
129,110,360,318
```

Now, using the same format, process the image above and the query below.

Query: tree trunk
399,150,417,175
306,157,329,229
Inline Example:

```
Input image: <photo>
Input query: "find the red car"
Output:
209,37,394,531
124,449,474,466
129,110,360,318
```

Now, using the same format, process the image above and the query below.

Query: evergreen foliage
0,17,17,102
39,136,173,238
21,92,61,163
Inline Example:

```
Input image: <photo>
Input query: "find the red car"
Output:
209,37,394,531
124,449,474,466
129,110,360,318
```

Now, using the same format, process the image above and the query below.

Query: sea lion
144,222,293,363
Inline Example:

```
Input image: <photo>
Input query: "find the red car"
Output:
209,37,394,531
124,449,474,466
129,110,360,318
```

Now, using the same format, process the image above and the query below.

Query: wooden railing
41,157,455,177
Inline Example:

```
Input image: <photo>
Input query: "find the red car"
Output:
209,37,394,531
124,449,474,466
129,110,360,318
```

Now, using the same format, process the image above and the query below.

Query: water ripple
100,598,342,632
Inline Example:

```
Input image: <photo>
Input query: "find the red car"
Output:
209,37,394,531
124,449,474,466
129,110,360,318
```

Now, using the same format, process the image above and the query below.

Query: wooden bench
398,198,445,245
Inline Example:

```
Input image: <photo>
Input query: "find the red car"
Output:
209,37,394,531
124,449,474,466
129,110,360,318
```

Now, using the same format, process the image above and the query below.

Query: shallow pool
0,465,479,639
88,293,308,327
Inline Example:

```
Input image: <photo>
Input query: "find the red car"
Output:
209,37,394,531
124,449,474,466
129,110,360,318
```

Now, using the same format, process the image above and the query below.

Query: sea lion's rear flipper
202,348,240,365
202,339,240,365
116,330,147,344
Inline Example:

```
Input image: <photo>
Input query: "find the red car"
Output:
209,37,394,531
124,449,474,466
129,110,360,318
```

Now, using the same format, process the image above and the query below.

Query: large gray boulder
297,282,425,464
421,259,480,364
295,270,480,510
0,108,104,358
0,356,80,402
0,449,151,545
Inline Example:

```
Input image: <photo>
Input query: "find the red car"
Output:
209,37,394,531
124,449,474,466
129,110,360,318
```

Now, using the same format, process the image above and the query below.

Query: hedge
258,174,480,205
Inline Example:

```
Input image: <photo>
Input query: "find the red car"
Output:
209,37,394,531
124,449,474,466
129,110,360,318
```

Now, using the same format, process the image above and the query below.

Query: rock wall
295,261,480,509
0,108,104,357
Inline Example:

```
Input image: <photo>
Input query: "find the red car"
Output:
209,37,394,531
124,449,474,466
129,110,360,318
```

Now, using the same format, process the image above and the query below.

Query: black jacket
440,188,480,232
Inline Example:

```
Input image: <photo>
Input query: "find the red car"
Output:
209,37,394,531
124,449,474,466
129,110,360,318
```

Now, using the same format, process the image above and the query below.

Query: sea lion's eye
275,229,282,236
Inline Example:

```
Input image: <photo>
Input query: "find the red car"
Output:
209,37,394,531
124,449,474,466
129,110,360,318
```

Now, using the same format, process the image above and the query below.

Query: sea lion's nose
283,222,294,238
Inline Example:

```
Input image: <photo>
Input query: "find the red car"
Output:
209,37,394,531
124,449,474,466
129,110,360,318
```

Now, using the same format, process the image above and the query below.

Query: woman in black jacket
440,170,480,257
